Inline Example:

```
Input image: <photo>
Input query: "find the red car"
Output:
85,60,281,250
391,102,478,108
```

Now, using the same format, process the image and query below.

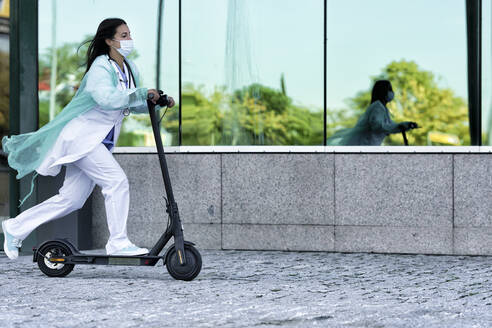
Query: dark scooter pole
147,93,187,266
400,122,418,146
401,129,409,146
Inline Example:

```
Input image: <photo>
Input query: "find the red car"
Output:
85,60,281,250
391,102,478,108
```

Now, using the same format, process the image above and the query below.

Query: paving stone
1,250,491,327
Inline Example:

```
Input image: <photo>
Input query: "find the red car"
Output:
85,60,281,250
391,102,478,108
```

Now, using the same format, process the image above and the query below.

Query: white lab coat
37,55,138,176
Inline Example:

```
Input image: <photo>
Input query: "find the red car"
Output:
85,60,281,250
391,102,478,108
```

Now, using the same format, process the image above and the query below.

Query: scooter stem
147,98,187,265
399,127,409,146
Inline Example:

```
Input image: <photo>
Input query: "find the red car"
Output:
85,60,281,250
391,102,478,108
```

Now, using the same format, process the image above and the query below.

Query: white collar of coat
105,55,135,88
91,55,138,87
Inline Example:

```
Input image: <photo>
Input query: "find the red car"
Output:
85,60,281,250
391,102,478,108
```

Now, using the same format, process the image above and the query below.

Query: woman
2,18,175,260
327,80,417,146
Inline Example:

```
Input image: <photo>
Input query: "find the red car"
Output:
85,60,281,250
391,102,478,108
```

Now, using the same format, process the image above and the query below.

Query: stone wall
91,152,492,255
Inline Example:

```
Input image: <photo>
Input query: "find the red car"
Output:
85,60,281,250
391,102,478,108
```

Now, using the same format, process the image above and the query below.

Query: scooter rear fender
33,239,79,262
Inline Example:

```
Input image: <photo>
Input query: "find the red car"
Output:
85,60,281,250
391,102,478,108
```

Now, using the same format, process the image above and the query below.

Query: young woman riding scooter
2,18,175,259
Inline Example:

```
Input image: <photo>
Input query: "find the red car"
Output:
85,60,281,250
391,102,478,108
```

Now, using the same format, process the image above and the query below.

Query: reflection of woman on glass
2,18,175,260
327,80,417,146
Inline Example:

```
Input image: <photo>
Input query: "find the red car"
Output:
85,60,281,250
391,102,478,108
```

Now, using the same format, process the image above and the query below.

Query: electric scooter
33,92,202,281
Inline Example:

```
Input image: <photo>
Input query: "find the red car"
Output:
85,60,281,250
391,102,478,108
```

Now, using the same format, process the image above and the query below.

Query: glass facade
326,0,469,146
34,0,485,147
181,0,324,145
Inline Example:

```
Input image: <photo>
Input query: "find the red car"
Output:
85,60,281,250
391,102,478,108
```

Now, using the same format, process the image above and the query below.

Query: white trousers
5,144,132,254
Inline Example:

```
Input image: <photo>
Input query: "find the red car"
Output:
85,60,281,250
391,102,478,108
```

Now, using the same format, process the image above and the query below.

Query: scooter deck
34,251,163,267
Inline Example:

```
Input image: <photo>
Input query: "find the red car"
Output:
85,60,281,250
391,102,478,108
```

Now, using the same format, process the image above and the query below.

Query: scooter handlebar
147,90,170,108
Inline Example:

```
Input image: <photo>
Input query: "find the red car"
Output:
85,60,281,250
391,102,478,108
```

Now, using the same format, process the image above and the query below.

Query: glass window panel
326,0,469,146
483,0,491,145
158,0,179,146
182,0,324,145
38,0,178,146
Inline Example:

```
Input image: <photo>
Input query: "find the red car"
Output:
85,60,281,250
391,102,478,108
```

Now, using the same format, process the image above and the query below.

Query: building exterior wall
91,152,492,255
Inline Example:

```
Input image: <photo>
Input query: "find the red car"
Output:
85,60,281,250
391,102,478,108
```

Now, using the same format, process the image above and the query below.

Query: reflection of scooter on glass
33,92,202,281
399,122,419,146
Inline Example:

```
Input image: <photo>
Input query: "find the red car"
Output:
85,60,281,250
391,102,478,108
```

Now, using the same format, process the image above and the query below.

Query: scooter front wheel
165,244,202,281
37,242,75,277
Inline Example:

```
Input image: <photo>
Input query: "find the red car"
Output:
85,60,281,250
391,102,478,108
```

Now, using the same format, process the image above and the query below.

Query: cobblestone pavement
0,250,491,328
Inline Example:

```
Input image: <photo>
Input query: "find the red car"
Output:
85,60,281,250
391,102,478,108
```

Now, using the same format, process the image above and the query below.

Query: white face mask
112,39,134,57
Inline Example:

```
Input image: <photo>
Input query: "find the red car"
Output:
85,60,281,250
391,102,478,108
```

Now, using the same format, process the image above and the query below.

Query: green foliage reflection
177,83,323,145
336,60,469,146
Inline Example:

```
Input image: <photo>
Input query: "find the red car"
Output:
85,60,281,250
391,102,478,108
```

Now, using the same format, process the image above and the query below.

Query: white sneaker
108,244,149,256
2,220,22,260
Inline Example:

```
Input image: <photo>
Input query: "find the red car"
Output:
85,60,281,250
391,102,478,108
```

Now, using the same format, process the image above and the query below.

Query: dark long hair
82,18,127,73
370,80,393,106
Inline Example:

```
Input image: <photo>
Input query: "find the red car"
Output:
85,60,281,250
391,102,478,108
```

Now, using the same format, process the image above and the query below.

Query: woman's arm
85,61,148,111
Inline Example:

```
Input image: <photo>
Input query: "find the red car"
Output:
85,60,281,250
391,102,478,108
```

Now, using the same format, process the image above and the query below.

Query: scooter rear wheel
165,244,202,281
37,242,75,278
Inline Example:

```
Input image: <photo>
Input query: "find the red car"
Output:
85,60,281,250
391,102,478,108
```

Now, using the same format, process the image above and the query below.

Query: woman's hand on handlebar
147,89,160,104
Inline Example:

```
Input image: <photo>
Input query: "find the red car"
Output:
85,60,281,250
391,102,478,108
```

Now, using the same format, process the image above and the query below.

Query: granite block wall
90,153,492,255
454,155,492,255
334,154,453,254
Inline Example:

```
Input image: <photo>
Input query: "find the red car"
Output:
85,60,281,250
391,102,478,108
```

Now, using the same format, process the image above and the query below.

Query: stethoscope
107,55,134,116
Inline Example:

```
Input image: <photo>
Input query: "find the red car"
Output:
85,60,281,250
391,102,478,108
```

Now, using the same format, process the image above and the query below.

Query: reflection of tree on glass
2,18,174,260
327,80,417,146
176,81,323,146
328,60,470,146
